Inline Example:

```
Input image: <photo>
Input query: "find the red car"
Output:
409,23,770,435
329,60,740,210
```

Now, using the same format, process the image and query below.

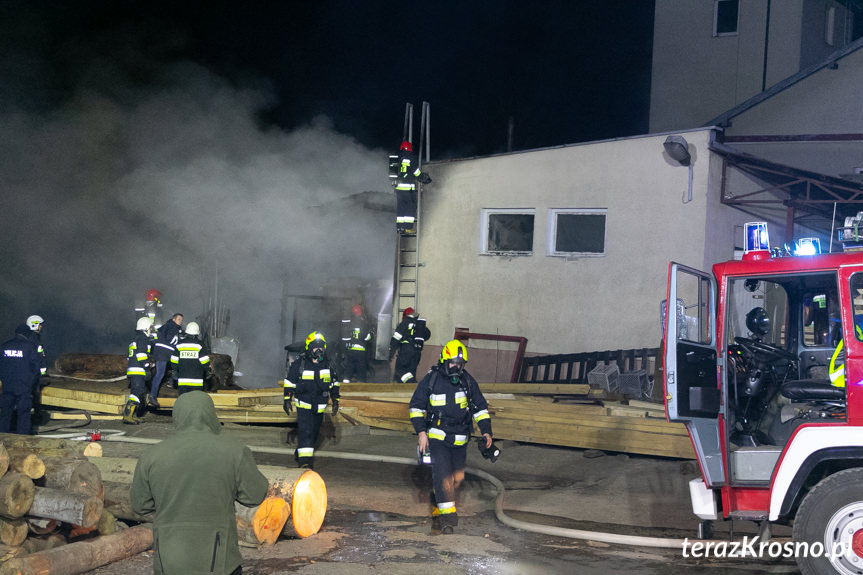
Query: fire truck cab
664,222,863,574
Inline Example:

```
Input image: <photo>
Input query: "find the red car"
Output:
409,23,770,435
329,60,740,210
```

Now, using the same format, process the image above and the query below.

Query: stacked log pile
0,434,154,575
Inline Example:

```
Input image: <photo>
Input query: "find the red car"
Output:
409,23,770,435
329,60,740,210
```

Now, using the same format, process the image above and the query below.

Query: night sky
0,1,656,381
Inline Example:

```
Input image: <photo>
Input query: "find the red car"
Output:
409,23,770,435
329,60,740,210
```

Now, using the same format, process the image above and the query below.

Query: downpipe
103,436,698,549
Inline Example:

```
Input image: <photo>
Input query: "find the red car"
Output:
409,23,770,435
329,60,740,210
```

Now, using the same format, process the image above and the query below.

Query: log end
290,470,327,538
253,497,290,546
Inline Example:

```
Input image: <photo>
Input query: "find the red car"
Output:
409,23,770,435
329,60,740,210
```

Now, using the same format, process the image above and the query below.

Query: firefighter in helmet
341,304,373,383
282,332,340,469
136,289,164,328
170,322,211,394
409,340,493,534
124,316,154,424
25,315,48,424
392,141,431,235
390,307,430,383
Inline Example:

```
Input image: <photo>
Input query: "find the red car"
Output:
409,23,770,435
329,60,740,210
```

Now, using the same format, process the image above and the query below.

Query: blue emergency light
743,222,771,260
794,237,821,256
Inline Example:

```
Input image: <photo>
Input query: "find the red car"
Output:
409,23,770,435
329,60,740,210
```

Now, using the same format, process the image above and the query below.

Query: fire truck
664,221,863,575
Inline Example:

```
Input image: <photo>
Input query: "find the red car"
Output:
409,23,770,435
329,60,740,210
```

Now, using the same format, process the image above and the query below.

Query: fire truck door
664,262,724,486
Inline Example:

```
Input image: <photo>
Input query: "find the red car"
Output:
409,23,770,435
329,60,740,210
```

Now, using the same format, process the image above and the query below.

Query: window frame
480,208,535,256
546,208,608,258
713,0,740,37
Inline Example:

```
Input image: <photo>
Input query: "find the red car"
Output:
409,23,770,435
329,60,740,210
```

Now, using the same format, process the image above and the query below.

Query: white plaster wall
415,129,746,355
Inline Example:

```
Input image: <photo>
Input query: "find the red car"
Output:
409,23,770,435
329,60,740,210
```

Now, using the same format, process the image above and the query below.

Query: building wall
650,0,803,132
724,44,863,177
415,129,749,356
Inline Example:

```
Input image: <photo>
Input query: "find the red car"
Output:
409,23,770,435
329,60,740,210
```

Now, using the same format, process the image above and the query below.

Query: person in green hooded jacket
130,390,268,575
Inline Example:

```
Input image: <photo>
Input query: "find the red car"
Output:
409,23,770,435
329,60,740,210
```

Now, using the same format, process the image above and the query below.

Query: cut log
8,452,45,479
41,457,103,497
0,518,27,546
53,353,126,377
0,524,152,575
96,509,117,536
0,473,35,519
26,517,58,535
0,434,102,458
30,487,103,528
101,482,152,523
0,443,9,479
283,469,327,538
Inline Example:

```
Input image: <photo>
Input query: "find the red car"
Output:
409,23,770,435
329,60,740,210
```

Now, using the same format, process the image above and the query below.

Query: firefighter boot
122,400,141,425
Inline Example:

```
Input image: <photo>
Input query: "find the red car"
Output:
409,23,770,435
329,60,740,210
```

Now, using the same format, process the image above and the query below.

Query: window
714,0,739,37
481,209,534,255
825,6,836,47
547,209,606,257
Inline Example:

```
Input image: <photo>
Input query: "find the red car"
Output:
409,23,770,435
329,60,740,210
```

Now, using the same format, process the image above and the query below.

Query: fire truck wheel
793,467,863,575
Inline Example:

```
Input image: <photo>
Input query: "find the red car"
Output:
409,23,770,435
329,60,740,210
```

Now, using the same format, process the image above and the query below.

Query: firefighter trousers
394,346,422,383
296,407,324,468
343,349,367,382
429,439,466,528
128,375,149,404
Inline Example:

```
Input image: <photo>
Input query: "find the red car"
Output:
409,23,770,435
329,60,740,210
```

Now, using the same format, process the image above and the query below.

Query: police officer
392,141,431,235
390,308,430,383
409,340,493,534
149,313,183,409
170,321,211,394
282,332,340,469
0,324,42,434
123,317,153,425
341,305,373,383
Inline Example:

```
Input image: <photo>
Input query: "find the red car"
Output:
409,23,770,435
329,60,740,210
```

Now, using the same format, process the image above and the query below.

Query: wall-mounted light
664,135,693,203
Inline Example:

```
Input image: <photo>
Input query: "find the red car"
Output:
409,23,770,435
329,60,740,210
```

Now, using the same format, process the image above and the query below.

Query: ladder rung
399,279,416,283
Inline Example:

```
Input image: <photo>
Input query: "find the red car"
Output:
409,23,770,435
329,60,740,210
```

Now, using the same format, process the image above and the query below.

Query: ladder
392,101,430,317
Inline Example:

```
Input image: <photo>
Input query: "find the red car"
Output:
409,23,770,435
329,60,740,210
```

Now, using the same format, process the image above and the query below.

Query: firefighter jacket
390,317,430,356
284,356,340,413
341,316,373,352
0,334,41,395
170,336,211,388
126,331,152,377
130,391,268,575
152,321,181,362
394,150,422,192
409,364,492,446
27,332,47,376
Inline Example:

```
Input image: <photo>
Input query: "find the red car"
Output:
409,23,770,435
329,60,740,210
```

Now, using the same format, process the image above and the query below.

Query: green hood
172,391,221,434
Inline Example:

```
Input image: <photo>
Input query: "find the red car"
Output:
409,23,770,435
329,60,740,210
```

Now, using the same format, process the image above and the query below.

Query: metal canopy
711,142,863,234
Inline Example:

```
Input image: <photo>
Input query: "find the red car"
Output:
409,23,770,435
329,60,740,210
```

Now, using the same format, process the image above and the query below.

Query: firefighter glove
283,396,293,415
418,172,432,185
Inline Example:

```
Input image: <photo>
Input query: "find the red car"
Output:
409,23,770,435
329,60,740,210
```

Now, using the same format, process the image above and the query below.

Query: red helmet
403,307,415,318
400,141,412,152
146,289,162,302
352,305,363,317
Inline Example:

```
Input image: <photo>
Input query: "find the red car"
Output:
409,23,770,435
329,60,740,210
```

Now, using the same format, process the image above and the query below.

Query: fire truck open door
664,262,725,487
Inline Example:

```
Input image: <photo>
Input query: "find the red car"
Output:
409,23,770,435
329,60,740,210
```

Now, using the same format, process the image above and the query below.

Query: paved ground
69,414,800,574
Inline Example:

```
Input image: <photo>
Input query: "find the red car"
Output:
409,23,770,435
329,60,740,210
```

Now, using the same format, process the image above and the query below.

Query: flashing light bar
744,222,769,252
794,237,821,256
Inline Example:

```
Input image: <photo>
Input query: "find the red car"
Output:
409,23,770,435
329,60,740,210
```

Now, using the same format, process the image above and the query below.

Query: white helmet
136,317,153,331
27,315,44,331
185,321,200,336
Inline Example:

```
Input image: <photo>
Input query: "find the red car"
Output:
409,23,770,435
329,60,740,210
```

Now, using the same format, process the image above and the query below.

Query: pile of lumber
0,433,154,575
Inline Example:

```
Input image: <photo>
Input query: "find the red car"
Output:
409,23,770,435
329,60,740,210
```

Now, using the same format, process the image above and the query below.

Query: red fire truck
664,222,863,574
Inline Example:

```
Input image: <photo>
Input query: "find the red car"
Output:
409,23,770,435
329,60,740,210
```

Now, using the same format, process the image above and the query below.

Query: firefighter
829,324,863,388
136,289,164,328
0,324,42,435
390,307,430,383
149,313,183,409
282,332,340,469
25,315,48,425
409,340,493,534
123,317,153,425
170,321,211,394
341,304,373,383
393,141,431,235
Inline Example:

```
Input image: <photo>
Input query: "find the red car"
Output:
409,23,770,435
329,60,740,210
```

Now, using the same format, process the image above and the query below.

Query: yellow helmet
440,339,468,364
305,331,326,359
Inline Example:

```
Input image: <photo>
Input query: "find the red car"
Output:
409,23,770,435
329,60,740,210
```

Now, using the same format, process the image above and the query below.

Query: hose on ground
105,436,695,549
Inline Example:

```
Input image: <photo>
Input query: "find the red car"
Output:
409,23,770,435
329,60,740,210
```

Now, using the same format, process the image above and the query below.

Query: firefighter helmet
26,315,44,331
136,317,153,331
185,321,200,336
305,331,326,360
440,339,468,379
146,289,162,303
400,141,412,152
403,307,415,318
352,305,363,317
